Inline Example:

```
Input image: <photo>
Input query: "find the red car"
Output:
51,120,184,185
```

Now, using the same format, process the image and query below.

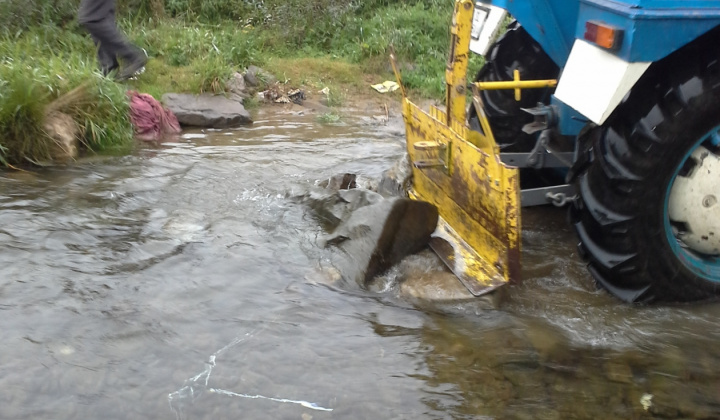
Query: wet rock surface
377,153,412,198
302,187,383,229
395,251,484,302
299,172,504,306
317,173,357,191
161,93,253,128
322,195,438,288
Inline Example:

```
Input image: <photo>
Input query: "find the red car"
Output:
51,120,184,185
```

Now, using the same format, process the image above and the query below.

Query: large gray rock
244,65,277,88
162,93,252,128
303,184,504,306
323,197,438,288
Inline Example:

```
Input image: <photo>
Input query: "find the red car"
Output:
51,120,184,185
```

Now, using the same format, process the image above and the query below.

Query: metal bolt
703,195,717,208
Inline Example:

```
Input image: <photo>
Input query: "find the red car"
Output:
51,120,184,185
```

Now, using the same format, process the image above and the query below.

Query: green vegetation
316,112,342,124
0,0,486,166
0,27,133,165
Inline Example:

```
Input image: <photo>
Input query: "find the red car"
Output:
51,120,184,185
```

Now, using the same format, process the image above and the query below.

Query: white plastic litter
371,81,399,93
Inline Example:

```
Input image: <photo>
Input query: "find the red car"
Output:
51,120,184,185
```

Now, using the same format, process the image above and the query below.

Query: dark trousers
78,0,142,73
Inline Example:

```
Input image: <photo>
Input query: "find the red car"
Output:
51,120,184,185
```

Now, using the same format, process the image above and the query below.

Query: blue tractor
393,0,720,303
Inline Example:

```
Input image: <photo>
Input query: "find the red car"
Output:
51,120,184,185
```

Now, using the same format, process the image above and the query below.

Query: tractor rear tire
570,39,720,303
468,21,559,151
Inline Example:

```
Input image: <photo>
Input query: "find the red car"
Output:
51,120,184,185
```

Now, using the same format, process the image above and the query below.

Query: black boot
116,53,147,81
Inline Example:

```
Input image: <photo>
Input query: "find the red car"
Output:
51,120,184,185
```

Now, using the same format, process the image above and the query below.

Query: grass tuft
0,68,53,164
316,112,342,124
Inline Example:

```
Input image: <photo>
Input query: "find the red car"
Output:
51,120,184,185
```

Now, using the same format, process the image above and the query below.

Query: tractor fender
554,39,651,126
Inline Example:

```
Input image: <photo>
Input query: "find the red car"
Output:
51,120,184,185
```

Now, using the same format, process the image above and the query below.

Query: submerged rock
162,209,209,242
162,93,253,128
400,270,473,301
317,173,357,191
377,250,503,309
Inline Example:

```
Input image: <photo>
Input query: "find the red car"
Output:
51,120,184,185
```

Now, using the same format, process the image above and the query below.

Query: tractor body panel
484,0,720,64
477,0,720,134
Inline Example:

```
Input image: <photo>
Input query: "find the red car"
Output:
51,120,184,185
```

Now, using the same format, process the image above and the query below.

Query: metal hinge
413,140,450,174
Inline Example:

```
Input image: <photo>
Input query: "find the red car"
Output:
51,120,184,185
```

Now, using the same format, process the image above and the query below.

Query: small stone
244,65,277,88
226,72,249,102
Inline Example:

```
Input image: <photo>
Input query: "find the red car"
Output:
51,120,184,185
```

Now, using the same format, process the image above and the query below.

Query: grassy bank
0,27,134,166
0,0,484,166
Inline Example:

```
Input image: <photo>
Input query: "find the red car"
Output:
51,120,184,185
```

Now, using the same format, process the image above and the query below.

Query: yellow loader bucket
391,0,521,295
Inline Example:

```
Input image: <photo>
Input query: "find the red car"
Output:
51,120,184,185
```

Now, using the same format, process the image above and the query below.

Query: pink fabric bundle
128,91,181,141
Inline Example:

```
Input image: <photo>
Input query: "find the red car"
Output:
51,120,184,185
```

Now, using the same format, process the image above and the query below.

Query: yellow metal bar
445,0,474,125
470,85,500,155
389,52,407,99
474,69,557,102
474,80,558,90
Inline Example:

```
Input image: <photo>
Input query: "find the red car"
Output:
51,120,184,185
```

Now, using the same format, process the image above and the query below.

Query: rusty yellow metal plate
391,0,521,295
403,100,521,295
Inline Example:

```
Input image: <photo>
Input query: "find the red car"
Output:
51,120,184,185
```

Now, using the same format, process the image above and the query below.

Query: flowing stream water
1,103,720,419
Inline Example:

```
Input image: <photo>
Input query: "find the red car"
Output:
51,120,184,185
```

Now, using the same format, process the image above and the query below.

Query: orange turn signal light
584,21,623,50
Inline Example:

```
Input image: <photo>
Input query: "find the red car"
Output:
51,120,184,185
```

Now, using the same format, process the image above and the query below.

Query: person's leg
95,5,120,75
78,0,113,24
81,15,143,64
79,0,146,79
90,33,119,75
80,0,117,74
